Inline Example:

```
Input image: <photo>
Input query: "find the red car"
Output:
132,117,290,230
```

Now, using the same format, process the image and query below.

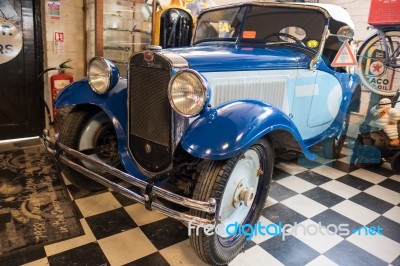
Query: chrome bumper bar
42,130,216,226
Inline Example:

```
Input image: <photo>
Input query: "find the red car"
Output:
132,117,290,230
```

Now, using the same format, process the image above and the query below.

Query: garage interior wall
40,0,372,123
41,0,85,124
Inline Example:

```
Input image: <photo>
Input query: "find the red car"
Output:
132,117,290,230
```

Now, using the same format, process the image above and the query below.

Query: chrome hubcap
232,181,255,208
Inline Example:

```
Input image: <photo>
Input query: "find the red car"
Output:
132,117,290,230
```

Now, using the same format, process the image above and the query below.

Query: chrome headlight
88,57,119,94
168,70,208,117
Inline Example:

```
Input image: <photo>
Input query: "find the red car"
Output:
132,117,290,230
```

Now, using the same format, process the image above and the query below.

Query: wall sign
48,1,61,21
0,18,23,65
54,31,64,54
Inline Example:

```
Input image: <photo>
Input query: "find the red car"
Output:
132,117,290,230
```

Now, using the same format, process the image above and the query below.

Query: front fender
54,78,149,179
55,78,128,132
181,100,316,160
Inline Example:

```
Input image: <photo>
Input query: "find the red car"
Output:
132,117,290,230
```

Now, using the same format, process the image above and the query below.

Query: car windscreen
193,6,245,43
194,5,326,52
241,6,326,49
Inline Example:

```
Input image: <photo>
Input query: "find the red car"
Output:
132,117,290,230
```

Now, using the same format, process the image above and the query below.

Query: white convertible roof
203,2,355,30
293,3,355,30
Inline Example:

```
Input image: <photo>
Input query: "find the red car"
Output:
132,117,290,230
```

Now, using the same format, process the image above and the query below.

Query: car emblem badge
145,144,152,153
144,51,154,62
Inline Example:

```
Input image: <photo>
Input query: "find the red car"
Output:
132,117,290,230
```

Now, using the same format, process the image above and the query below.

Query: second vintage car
44,2,360,265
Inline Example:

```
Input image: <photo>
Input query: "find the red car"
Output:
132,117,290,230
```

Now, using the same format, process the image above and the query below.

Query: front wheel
189,138,273,265
58,107,121,191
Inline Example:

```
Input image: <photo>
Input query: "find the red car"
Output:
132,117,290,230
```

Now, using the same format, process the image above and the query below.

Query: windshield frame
194,3,330,46
192,2,332,69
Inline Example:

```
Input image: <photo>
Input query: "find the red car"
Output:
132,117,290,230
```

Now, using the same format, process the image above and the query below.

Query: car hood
166,43,312,72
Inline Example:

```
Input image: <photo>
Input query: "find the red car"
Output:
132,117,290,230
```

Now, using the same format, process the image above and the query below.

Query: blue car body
56,42,359,179
42,2,363,250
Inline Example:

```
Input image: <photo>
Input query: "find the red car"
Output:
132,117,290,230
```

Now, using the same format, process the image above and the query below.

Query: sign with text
0,18,23,65
54,31,64,54
48,1,61,20
362,45,397,93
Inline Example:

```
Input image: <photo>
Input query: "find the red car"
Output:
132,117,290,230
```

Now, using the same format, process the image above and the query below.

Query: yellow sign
219,20,231,38
306,39,319,49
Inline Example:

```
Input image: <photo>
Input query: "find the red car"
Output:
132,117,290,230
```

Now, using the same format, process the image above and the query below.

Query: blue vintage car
44,2,360,265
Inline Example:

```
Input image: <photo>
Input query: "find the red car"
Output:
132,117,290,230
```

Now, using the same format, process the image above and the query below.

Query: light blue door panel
307,71,342,128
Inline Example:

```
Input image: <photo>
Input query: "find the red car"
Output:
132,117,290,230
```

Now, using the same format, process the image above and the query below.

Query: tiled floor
1,141,400,266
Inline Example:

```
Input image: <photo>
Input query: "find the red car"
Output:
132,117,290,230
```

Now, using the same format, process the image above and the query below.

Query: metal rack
86,0,155,77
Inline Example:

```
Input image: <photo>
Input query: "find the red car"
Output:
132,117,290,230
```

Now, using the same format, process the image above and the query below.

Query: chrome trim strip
159,51,189,68
42,131,215,226
311,23,329,70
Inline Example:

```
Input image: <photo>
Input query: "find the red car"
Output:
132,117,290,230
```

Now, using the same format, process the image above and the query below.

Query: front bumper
42,130,216,226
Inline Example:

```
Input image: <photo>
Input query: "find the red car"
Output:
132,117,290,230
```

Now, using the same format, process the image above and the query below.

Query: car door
289,68,318,140
290,63,342,140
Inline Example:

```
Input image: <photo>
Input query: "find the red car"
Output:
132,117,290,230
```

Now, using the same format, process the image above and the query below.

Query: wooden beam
95,0,103,56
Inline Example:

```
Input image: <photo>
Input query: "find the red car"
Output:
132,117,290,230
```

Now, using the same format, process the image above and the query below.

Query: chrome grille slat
211,77,287,110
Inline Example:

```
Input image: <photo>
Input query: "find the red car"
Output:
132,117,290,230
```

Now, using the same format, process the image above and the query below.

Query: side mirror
329,26,354,42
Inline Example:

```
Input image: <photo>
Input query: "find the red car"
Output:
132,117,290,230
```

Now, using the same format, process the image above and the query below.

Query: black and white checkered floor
1,141,400,266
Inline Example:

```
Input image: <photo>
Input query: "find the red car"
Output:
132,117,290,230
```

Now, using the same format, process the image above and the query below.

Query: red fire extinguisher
50,60,73,116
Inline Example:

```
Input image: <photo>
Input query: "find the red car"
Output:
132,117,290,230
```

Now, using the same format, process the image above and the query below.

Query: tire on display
189,138,273,265
58,107,120,191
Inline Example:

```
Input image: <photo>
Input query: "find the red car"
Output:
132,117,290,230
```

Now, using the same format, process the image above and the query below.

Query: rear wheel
58,107,120,191
322,113,350,159
189,139,273,265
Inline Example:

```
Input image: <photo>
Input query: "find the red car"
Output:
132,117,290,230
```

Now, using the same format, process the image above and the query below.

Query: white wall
42,0,85,81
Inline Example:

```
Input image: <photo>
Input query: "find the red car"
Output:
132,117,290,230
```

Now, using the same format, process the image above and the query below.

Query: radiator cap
146,45,162,51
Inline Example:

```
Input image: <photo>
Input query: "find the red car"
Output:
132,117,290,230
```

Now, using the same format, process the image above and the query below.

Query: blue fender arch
55,78,128,133
54,78,149,179
181,100,317,160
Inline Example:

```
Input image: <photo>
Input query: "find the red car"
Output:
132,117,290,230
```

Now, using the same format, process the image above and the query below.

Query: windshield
193,7,245,43
194,5,327,51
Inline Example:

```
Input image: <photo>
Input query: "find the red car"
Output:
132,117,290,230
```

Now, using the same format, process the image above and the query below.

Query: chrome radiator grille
129,66,171,145
128,54,172,173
